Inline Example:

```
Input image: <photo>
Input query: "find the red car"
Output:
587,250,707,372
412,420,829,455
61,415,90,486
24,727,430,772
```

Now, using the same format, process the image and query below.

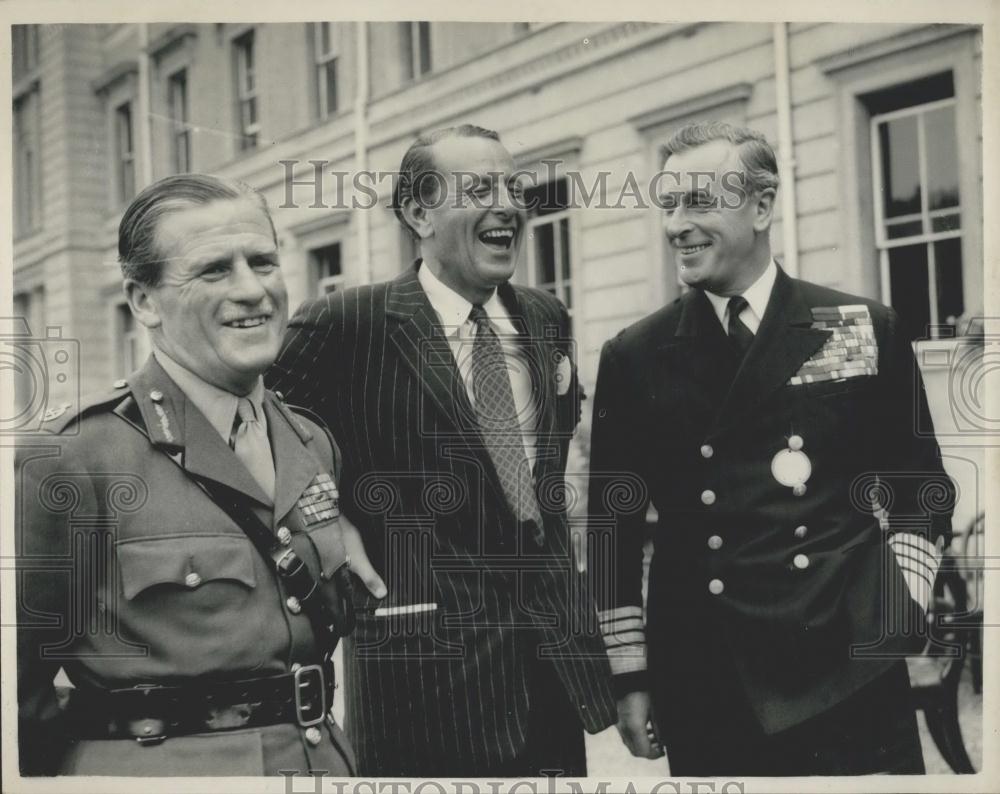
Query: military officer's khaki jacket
16,355,355,776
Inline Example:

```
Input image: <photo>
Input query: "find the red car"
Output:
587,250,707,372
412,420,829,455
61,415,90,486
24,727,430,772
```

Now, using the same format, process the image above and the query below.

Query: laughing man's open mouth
478,227,516,250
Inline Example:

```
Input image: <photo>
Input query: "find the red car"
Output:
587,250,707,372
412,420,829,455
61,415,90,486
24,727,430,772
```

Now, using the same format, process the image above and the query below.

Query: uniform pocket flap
117,534,257,599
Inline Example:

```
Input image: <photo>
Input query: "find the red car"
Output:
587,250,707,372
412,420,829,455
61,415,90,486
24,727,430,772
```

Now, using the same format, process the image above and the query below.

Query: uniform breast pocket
116,534,257,601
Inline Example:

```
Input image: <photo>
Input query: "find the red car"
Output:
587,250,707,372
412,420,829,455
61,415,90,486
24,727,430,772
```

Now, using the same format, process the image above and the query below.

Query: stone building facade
11,21,983,416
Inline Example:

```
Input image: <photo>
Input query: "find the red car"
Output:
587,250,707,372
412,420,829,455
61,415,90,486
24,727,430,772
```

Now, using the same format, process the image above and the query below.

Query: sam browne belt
64,663,333,744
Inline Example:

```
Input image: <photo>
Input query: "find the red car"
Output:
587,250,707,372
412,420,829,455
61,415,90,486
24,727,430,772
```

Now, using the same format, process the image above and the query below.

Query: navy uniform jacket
16,355,356,776
269,263,616,776
588,267,954,734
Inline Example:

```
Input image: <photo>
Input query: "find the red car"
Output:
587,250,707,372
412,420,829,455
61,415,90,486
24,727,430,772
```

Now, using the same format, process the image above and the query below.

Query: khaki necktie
230,397,276,503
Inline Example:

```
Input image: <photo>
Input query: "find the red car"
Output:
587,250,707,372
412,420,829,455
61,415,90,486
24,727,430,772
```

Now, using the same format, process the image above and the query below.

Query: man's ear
123,279,162,330
752,187,776,233
401,196,434,241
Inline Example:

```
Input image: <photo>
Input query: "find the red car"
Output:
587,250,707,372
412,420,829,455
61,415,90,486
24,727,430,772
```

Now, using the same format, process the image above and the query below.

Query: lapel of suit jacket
385,262,480,437
265,395,324,524
384,263,508,499
709,266,830,437
124,356,273,517
656,288,736,417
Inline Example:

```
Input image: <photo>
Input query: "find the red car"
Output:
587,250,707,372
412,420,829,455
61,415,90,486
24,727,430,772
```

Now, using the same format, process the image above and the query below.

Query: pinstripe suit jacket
269,262,615,776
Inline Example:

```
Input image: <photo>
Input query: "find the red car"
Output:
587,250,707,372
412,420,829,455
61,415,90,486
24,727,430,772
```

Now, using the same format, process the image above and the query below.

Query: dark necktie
468,304,544,545
727,295,754,360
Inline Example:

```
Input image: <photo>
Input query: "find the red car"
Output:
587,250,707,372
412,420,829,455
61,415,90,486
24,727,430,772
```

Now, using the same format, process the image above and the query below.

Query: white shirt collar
152,347,265,442
417,259,518,337
704,259,778,332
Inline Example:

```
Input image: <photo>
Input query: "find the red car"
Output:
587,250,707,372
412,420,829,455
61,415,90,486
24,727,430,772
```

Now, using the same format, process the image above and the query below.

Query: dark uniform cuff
612,670,650,699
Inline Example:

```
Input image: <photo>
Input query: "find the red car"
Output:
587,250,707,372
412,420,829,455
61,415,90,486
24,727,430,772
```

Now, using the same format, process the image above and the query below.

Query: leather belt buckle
293,664,326,727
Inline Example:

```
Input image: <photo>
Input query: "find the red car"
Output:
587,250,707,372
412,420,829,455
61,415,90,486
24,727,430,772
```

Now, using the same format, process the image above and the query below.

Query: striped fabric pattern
888,531,942,612
598,605,647,676
269,264,615,775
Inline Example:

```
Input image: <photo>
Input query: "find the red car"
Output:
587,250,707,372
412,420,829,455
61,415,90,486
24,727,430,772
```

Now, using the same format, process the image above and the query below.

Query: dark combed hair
662,121,779,195
391,124,501,238
118,173,276,287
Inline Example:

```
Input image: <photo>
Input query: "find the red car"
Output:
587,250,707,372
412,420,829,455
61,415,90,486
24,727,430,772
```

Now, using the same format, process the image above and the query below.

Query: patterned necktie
468,304,544,545
230,397,276,503
727,295,754,360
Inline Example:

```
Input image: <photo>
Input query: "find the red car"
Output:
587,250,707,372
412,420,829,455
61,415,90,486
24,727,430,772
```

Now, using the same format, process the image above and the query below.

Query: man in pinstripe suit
269,125,616,776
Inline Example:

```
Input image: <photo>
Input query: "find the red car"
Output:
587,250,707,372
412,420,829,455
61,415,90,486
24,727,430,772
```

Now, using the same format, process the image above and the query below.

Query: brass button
701,489,716,506
304,726,323,746
707,535,723,550
793,553,810,570
286,596,302,614
185,572,202,588
291,662,302,672
149,389,164,403
114,379,127,389
700,444,714,459
793,483,807,497
708,578,724,595
277,526,292,546
788,434,804,451
275,390,285,402
794,525,808,539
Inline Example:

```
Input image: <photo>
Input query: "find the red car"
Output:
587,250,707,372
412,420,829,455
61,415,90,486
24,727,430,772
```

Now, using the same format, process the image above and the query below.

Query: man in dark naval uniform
15,174,385,776
588,122,954,775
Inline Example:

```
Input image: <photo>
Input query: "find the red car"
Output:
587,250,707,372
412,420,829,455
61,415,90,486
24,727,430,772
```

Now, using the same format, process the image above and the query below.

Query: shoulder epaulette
44,380,132,434
282,401,329,439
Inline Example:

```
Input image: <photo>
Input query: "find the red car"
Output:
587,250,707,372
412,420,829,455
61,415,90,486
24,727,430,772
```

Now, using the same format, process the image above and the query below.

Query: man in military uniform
16,174,385,776
588,122,954,775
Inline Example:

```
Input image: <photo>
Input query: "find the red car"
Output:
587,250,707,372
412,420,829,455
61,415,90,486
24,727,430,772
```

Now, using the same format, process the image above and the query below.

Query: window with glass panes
168,69,190,173
116,303,147,376
13,85,42,235
311,242,344,295
315,23,339,119
401,22,432,81
115,101,136,203
234,31,258,150
12,25,40,81
868,72,964,340
522,178,574,328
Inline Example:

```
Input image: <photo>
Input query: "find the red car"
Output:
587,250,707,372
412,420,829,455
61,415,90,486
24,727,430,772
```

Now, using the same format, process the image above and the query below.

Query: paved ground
584,668,983,777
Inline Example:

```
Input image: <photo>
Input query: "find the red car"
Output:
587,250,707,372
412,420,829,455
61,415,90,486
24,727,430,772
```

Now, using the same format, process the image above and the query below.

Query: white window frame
403,21,432,80
167,68,191,173
12,25,40,81
234,30,259,150
525,199,576,324
289,213,352,300
820,27,981,313
870,96,963,332
12,287,46,417
13,82,43,236
314,23,339,119
115,303,148,376
114,100,136,204
311,241,346,296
